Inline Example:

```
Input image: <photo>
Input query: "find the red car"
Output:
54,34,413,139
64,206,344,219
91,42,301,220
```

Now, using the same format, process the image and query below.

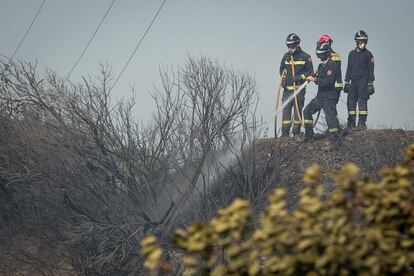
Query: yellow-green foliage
141,144,414,275
140,234,163,270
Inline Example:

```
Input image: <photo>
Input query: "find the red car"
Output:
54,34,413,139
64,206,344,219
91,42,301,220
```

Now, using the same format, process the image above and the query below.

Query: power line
65,0,116,82
109,0,167,93
0,53,13,62
10,0,46,60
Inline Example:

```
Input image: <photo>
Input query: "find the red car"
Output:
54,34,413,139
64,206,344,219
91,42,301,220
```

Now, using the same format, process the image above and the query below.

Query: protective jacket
314,58,341,100
330,50,343,90
279,48,313,90
345,48,375,83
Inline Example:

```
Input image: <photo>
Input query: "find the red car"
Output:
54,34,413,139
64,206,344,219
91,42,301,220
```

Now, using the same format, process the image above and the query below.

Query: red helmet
318,34,333,45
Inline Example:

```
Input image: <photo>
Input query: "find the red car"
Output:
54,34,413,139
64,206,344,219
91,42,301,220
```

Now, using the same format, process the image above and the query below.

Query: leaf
297,239,314,251
140,234,157,247
182,255,199,267
143,248,162,270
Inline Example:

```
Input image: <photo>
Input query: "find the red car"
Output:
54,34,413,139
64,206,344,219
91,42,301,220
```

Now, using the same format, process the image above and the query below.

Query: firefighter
317,34,343,94
344,30,375,129
279,33,314,137
317,35,343,129
303,42,341,142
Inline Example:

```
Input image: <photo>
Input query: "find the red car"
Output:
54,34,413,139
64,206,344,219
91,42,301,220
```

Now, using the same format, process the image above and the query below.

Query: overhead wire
0,53,13,62
10,0,46,60
109,0,167,93
65,0,116,82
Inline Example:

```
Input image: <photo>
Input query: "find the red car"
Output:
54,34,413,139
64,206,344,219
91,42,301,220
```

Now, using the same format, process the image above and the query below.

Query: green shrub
141,144,414,275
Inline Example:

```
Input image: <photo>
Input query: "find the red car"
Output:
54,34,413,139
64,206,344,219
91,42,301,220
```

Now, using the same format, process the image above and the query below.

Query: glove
294,75,303,82
343,82,350,93
367,82,375,95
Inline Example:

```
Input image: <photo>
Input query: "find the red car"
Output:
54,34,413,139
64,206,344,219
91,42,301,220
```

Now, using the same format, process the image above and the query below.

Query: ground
255,128,414,208
1,128,414,275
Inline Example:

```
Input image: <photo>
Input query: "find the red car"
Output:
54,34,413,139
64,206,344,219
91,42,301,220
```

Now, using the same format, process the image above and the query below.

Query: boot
356,119,367,130
292,124,301,136
347,116,356,128
330,133,340,144
338,126,346,135
281,127,290,138
303,125,314,143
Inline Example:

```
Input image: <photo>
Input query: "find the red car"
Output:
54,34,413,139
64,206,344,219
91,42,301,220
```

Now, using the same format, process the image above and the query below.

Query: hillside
1,127,414,275
140,129,414,275
255,129,414,208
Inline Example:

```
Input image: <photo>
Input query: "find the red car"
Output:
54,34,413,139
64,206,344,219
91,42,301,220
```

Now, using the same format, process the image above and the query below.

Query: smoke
144,82,308,229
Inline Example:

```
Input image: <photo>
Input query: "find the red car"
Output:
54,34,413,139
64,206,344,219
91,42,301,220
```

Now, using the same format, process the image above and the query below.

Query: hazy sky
1,0,413,131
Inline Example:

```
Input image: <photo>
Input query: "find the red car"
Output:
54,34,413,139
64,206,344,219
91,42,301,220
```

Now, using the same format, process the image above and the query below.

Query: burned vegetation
0,55,413,275
0,56,259,275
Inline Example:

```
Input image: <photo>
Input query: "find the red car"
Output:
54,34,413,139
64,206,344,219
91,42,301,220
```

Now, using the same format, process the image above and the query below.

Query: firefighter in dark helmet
344,30,375,130
279,33,314,137
303,42,341,142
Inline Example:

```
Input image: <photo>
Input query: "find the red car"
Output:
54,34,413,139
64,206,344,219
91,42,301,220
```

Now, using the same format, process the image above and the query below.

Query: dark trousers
347,78,369,127
281,90,305,137
303,97,339,136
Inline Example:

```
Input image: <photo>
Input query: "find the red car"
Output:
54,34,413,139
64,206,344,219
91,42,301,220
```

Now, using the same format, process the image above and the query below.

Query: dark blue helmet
355,30,368,43
286,33,301,48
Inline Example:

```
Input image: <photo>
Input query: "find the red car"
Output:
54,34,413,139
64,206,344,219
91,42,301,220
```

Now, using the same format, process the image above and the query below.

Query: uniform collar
356,47,366,53
294,47,302,55
289,47,302,56
320,57,332,66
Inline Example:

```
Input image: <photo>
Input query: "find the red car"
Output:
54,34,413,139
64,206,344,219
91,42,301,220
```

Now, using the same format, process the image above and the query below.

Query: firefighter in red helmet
317,35,343,94
303,42,341,143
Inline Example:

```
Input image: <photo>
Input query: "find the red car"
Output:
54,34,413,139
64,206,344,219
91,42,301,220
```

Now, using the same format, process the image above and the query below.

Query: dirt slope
255,128,414,207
